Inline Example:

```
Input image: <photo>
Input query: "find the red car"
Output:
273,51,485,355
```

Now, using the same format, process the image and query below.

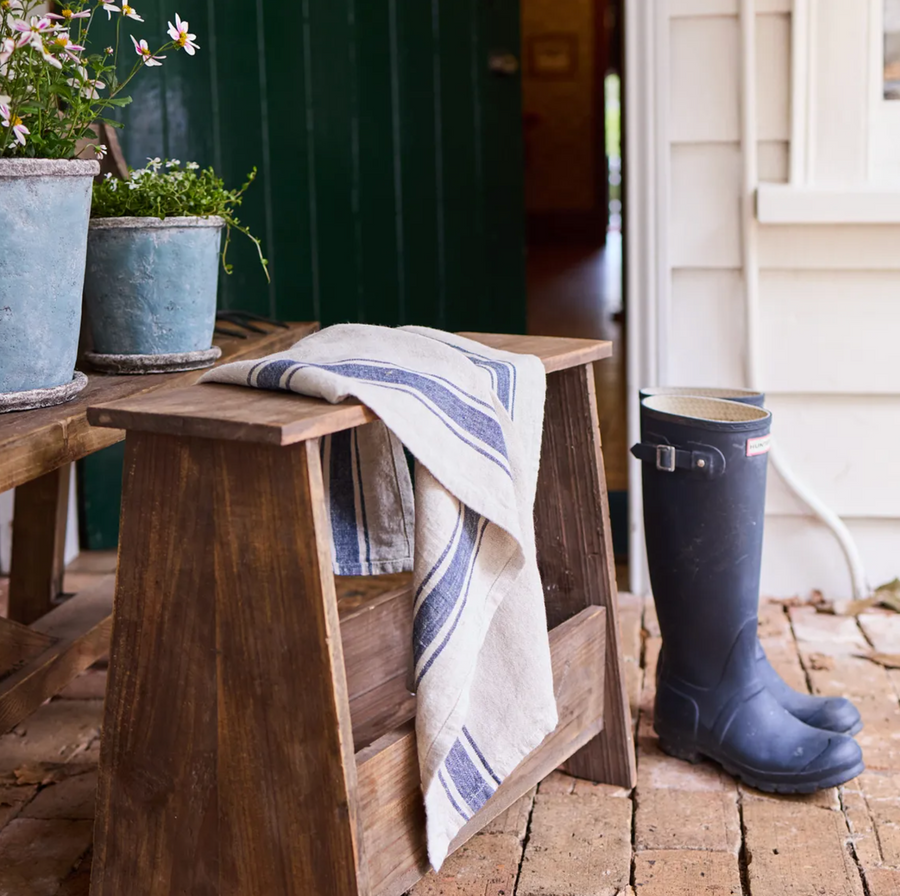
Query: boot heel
658,735,703,764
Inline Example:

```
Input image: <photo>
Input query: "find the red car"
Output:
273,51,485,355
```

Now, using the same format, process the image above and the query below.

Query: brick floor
0,586,895,895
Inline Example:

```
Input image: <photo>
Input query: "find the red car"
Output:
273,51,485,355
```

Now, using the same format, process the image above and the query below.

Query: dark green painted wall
98,0,527,331
82,0,528,548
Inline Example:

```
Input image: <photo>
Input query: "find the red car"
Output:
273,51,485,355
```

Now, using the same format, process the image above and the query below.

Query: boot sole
658,736,865,794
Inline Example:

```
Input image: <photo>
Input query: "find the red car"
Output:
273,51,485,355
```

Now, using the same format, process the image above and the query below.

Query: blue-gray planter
0,158,99,395
84,215,225,357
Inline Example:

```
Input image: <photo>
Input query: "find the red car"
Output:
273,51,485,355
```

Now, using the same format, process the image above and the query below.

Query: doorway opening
522,0,628,581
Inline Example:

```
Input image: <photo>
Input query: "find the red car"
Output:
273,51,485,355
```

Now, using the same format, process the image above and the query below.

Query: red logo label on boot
746,434,772,457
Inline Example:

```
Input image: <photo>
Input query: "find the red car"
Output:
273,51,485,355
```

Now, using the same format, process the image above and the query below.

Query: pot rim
89,215,227,230
0,158,100,178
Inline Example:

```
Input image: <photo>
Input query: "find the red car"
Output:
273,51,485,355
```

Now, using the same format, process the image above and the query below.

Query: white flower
127,180,139,190
37,40,63,69
0,37,14,64
47,8,91,22
109,178,118,192
120,3,143,21
165,158,180,168
89,143,108,159
98,1,119,20
186,161,199,170
166,13,198,55
146,157,162,170
68,65,106,98
131,34,164,66
12,16,55,48
1,101,29,146
49,30,85,61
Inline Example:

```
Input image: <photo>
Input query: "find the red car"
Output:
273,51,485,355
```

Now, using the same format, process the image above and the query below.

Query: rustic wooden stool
86,332,636,896
0,322,314,736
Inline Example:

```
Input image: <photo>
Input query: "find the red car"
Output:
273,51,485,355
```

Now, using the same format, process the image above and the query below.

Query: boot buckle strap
657,445,676,472
631,441,726,478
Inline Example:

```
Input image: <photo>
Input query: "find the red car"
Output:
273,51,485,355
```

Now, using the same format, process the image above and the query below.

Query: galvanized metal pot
84,216,225,366
0,158,99,401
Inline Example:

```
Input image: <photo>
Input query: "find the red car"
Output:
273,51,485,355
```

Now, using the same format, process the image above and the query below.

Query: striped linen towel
201,324,558,869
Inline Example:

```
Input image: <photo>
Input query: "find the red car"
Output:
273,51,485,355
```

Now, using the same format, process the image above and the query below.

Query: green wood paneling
93,0,526,330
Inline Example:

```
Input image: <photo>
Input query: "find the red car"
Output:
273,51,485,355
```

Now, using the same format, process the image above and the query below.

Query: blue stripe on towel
415,517,489,685
463,727,502,785
252,358,511,474
414,503,464,609
438,770,470,821
328,430,361,569
413,506,481,667
444,739,496,814
447,345,518,418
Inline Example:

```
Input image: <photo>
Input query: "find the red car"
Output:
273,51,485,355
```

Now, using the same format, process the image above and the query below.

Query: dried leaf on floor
874,577,900,613
806,653,835,671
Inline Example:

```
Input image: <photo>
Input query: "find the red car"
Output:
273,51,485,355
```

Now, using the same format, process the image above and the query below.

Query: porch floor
1,559,898,895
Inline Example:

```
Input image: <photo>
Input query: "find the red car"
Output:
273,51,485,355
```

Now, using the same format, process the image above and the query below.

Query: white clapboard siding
670,16,740,143
671,143,742,268
763,394,900,518
759,270,900,394
756,14,790,142
762,516,900,599
759,141,789,183
669,269,747,385
759,224,900,271
670,0,790,17
670,14,788,145
810,0,869,184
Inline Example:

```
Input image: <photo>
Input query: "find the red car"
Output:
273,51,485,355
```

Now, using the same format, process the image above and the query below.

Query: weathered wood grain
86,334,613,444
0,577,114,734
356,606,607,896
8,464,71,624
0,322,317,493
534,364,636,789
90,434,219,896
214,438,367,896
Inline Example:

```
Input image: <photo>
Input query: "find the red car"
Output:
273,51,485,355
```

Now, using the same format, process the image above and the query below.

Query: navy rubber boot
633,396,864,792
640,387,862,738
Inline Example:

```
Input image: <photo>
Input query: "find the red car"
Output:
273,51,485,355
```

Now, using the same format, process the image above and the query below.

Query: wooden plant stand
0,322,317,736
86,332,636,896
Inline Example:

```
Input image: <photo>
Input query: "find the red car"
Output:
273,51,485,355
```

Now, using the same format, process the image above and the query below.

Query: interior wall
521,0,597,212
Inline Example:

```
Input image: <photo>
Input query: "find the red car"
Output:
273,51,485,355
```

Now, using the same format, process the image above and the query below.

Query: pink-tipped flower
67,66,105,98
120,3,143,21
131,34,164,66
47,7,91,21
12,16,55,47
167,13,199,55
0,37,15,64
1,102,30,147
50,31,85,61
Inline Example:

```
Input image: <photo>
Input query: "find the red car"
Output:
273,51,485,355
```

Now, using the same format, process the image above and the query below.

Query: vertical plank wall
100,0,527,332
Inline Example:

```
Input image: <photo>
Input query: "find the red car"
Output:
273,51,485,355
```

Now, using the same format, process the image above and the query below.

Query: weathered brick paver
2,583,898,895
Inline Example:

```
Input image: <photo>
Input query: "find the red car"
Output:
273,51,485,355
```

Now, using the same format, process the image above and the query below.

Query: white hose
739,0,869,598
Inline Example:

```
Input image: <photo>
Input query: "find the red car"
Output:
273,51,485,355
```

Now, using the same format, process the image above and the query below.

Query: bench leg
534,363,637,789
8,464,70,624
91,433,367,896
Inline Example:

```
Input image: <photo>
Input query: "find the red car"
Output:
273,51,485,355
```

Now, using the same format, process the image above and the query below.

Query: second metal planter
83,215,225,373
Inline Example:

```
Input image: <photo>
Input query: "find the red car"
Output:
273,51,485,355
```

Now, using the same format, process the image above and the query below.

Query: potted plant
0,0,198,411
84,159,268,373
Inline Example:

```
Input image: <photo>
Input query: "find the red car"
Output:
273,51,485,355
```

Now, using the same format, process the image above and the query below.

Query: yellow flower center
62,9,73,18
11,114,22,127
122,4,133,12
176,33,187,46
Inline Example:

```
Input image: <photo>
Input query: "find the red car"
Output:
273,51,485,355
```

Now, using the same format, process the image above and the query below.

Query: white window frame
758,0,900,223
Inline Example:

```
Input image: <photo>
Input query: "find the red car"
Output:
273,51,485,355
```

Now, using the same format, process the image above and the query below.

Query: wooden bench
85,332,636,896
0,322,317,735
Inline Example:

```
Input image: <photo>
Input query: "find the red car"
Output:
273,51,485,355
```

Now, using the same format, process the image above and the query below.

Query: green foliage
92,159,269,279
0,0,197,159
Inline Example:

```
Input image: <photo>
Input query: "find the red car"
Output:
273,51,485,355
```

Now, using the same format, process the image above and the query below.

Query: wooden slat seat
86,333,612,443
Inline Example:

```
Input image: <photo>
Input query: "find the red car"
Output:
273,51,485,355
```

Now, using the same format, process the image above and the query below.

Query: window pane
886,0,900,98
